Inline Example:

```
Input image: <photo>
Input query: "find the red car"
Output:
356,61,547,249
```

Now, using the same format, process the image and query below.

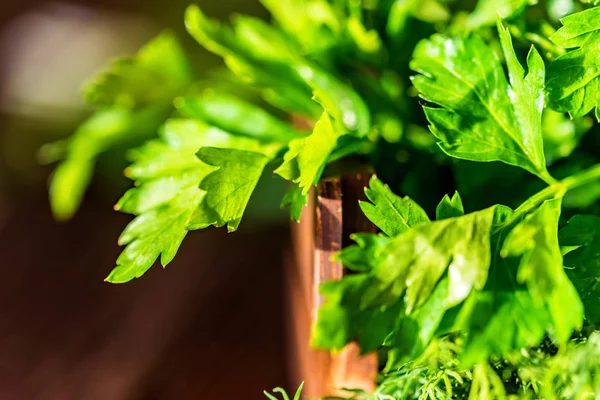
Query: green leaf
387,0,450,42
231,15,300,64
542,109,593,163
457,236,552,364
48,108,164,221
280,186,308,223
384,276,449,369
436,191,465,220
293,382,304,400
550,6,600,48
107,119,264,283
108,187,203,283
457,202,582,365
83,31,191,108
559,215,600,323
184,5,319,117
364,206,498,313
346,16,383,56
275,112,342,195
301,65,372,137
411,26,552,182
313,204,498,356
559,214,600,271
175,91,303,143
502,198,583,343
260,0,341,54
466,0,530,30
192,148,272,232
333,233,391,272
547,6,600,118
45,32,192,220
312,274,405,351
263,383,304,400
359,176,430,237
184,5,369,136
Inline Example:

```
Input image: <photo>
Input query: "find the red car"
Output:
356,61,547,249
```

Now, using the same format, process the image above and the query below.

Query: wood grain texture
288,171,377,398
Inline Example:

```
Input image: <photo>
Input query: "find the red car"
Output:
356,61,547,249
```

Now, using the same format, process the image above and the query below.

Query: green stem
497,163,600,232
538,169,559,186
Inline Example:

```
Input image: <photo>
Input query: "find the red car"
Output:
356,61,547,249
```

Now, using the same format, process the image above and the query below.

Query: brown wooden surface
288,172,377,398
0,195,288,400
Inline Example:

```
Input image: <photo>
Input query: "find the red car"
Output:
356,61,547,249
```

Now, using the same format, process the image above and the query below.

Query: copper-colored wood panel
287,172,377,398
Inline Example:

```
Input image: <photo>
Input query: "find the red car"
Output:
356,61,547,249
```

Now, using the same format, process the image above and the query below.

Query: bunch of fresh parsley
44,0,600,398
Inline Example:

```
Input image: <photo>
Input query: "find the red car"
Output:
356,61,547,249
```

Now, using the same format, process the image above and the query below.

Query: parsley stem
498,163,600,231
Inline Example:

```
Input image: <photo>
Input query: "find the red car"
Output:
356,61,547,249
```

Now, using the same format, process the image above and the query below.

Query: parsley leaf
547,6,600,119
411,23,552,182
466,0,530,30
454,206,553,365
312,274,405,352
185,5,371,136
45,32,191,220
175,91,304,143
313,201,499,354
191,147,273,232
384,276,450,368
280,186,308,223
275,112,342,195
260,0,341,54
107,119,266,283
365,206,498,312
184,5,319,118
359,176,430,237
436,191,465,220
560,214,600,323
457,201,583,364
333,233,391,272
502,198,583,343
83,31,191,108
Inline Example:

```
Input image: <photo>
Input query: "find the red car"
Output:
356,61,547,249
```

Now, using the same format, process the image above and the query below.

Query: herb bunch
44,0,600,398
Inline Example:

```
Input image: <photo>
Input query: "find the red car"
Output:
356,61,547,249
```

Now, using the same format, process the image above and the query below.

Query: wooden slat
287,171,377,398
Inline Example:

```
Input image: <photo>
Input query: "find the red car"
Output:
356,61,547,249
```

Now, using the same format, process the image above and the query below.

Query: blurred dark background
0,1,292,399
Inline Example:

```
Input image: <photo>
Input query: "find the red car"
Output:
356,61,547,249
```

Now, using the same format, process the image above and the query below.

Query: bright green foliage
387,0,451,41
264,382,304,400
276,113,342,195
175,91,304,143
312,201,498,359
184,4,371,134
410,23,552,182
502,198,583,343
43,0,600,398
44,32,192,220
466,0,530,30
383,277,450,368
260,0,340,54
107,119,267,283
542,109,593,163
367,206,497,312
184,5,318,117
192,147,272,232
359,176,430,237
560,215,600,324
536,332,600,398
550,6,600,49
280,186,308,223
333,233,390,273
83,32,191,108
436,191,464,220
547,6,600,119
